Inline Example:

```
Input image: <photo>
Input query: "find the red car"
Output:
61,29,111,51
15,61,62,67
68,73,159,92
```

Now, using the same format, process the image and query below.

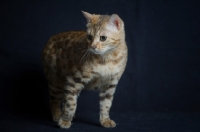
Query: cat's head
82,11,125,55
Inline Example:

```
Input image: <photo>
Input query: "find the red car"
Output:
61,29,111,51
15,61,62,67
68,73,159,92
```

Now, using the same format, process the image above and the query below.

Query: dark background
1,0,200,131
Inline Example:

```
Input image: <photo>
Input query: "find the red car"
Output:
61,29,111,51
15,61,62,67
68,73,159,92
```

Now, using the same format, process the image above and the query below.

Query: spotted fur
42,11,128,129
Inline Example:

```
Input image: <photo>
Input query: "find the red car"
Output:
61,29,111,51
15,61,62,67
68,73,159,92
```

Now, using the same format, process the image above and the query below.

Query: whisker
82,20,86,25
74,46,88,51
86,49,91,62
80,49,89,64
81,49,88,53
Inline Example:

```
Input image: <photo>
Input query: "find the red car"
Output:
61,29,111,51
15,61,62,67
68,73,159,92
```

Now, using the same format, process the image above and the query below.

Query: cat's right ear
81,11,93,23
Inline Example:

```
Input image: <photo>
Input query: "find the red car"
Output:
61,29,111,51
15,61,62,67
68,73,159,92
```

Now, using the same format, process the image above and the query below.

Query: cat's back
44,30,86,51
42,30,87,64
50,30,86,42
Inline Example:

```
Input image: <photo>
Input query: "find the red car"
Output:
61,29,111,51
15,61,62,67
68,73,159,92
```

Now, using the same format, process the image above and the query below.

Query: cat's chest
92,62,120,77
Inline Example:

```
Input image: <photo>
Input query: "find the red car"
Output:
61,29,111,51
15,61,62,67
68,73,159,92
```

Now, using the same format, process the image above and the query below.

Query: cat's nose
91,45,97,49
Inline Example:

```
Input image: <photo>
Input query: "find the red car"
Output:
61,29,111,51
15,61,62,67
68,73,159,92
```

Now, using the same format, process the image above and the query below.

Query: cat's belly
84,76,110,90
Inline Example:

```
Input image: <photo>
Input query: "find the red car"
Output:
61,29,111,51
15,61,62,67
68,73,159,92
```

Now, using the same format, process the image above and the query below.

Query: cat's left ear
81,11,93,23
107,14,122,31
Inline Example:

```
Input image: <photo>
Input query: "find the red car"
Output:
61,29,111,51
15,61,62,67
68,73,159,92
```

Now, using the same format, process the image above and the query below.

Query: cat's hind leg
58,77,83,129
49,84,63,122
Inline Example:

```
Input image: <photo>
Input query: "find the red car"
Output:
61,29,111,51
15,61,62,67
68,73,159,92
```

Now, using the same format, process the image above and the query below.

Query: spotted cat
42,11,128,129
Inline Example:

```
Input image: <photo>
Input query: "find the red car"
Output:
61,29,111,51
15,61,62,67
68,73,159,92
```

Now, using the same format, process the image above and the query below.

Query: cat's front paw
100,119,116,128
58,117,72,129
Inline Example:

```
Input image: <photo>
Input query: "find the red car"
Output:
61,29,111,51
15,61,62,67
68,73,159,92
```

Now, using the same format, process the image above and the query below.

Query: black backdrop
1,0,200,131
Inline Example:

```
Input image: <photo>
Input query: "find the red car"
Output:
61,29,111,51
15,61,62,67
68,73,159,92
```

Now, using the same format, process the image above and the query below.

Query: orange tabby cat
42,11,128,129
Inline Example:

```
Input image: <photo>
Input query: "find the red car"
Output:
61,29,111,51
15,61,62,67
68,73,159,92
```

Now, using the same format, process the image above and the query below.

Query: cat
42,11,128,129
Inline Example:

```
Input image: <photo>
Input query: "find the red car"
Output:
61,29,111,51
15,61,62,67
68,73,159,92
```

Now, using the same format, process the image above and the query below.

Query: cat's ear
107,14,122,31
82,11,93,23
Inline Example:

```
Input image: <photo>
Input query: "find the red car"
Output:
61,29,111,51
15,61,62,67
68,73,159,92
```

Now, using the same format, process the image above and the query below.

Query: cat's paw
58,117,72,129
100,119,116,128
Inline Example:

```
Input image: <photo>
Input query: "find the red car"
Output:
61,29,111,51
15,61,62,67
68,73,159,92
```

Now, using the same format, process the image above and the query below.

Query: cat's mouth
89,48,104,55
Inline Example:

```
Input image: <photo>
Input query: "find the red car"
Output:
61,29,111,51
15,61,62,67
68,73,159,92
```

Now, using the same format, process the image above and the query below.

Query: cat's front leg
58,77,84,129
99,78,118,128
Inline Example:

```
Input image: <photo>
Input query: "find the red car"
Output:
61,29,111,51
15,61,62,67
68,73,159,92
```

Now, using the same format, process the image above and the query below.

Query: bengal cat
42,11,128,129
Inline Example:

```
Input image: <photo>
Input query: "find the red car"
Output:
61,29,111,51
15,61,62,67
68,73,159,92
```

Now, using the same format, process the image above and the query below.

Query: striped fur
42,11,127,129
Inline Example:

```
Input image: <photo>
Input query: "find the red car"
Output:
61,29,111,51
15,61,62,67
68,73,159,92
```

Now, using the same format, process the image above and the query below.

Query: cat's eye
100,36,107,41
87,34,92,40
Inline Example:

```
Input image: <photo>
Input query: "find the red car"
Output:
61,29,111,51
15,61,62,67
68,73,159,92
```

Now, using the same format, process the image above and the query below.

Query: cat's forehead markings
90,16,108,36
